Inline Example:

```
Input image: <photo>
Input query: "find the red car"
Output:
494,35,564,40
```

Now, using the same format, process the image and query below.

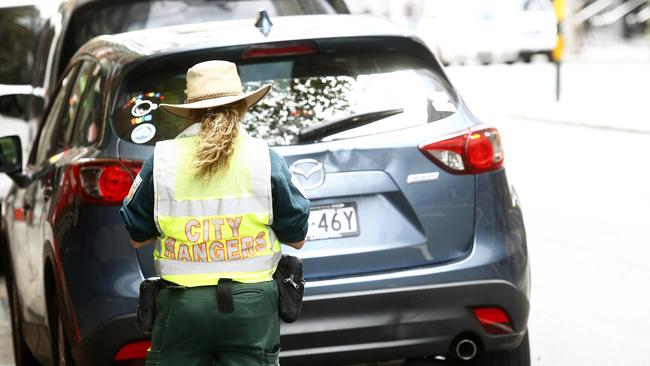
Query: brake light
114,340,150,366
242,42,316,59
473,307,514,335
419,125,504,174
72,160,142,205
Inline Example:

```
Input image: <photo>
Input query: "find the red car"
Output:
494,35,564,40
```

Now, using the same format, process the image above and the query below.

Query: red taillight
419,125,504,174
242,42,316,59
98,166,133,202
114,340,150,366
72,160,142,205
473,307,514,335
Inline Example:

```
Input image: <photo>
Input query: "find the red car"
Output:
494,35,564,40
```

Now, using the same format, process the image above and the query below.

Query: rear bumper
280,279,528,365
70,278,529,366
71,315,147,366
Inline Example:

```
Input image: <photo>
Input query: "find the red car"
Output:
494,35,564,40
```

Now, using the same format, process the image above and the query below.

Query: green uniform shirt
120,149,310,244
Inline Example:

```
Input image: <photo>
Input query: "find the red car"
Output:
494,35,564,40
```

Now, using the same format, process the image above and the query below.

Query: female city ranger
119,60,310,366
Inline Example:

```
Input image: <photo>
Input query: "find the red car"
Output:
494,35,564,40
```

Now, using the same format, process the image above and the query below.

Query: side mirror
0,135,22,174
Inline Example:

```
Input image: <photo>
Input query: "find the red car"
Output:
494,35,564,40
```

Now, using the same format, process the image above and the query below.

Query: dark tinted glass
36,68,76,164
113,52,456,146
54,61,99,152
0,5,41,85
73,72,103,146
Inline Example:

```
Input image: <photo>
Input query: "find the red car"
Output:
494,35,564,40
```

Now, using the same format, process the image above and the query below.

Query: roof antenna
255,9,273,37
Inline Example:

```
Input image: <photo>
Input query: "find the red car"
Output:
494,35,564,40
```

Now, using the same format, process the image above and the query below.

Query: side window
35,67,78,165
73,66,103,146
54,61,98,152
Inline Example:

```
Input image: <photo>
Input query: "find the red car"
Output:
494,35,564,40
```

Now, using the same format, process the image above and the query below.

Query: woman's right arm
268,149,310,249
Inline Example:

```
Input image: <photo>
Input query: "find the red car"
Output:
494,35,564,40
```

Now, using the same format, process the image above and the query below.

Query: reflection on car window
241,67,455,144
36,69,76,165
74,72,103,146
55,61,99,152
113,52,456,146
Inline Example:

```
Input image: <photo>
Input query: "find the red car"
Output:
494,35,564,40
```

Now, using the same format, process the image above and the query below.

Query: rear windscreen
113,51,457,146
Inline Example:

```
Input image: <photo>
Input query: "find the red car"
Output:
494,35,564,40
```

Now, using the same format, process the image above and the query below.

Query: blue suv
0,13,529,366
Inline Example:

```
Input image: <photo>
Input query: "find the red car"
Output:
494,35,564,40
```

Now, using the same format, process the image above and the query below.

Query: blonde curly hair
192,101,248,180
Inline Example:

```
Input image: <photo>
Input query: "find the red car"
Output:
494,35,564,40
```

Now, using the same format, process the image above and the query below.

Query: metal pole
553,0,565,101
555,60,561,101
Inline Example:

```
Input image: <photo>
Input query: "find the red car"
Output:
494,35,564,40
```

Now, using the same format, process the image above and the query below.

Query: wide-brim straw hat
159,60,271,120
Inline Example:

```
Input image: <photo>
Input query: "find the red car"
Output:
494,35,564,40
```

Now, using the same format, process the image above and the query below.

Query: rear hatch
113,36,476,280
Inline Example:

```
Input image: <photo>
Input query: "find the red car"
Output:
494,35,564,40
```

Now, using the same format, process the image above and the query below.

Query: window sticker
131,99,158,117
131,114,154,125
122,92,166,125
131,123,156,144
122,92,165,110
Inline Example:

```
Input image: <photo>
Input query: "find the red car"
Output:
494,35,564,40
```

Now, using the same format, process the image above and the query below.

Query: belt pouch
217,278,235,313
273,254,305,323
136,278,162,334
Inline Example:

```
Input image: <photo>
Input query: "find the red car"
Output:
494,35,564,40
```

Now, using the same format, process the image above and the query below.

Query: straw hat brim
159,84,271,120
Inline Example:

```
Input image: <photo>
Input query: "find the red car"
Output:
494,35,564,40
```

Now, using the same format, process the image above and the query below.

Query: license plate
306,203,359,241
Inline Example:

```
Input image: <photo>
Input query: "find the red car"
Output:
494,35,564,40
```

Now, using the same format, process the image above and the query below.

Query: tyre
467,331,530,366
7,276,40,366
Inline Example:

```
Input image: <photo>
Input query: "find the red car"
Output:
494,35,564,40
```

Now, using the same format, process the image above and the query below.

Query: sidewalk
509,99,650,134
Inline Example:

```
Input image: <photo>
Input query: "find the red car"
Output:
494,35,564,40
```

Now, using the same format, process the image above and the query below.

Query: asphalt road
0,40,648,365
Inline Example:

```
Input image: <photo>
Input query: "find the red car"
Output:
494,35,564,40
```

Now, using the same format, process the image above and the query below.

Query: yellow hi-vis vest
153,126,281,287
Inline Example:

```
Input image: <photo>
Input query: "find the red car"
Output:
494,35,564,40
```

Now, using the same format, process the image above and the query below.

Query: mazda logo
289,159,325,190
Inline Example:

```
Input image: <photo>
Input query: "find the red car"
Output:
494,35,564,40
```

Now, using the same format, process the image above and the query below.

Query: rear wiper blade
298,108,404,142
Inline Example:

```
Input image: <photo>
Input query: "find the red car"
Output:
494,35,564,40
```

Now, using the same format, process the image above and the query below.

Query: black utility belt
135,256,305,334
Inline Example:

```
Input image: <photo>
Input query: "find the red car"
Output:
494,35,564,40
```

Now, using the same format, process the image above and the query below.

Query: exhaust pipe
454,338,478,361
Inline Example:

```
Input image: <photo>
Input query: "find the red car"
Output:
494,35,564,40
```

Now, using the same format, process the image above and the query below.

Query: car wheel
7,277,40,365
519,53,533,63
464,331,530,366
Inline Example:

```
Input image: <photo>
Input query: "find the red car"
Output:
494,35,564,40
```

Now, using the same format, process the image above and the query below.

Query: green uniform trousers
145,280,280,366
